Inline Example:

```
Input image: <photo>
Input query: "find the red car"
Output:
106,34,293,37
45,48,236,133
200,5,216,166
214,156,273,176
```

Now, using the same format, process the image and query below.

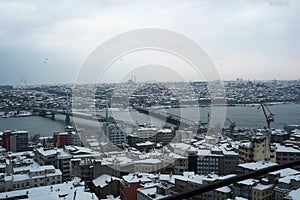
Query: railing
161,160,300,200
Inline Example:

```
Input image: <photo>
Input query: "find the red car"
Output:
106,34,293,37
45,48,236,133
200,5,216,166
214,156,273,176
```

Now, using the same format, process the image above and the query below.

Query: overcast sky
0,0,299,85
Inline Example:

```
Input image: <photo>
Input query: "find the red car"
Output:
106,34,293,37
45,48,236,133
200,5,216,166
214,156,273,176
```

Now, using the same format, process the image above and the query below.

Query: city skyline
0,0,300,85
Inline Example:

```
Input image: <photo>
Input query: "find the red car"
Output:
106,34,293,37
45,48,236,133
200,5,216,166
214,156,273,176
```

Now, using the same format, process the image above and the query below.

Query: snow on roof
12,130,28,134
275,143,300,153
122,173,154,183
166,152,186,159
36,148,72,158
237,178,258,186
217,174,236,180
102,195,120,200
269,168,300,177
238,161,277,170
174,173,220,185
7,151,34,158
158,129,172,133
138,186,168,199
197,149,211,156
253,183,273,191
239,142,252,148
0,177,98,200
279,174,300,184
12,174,29,182
234,197,248,200
288,187,300,200
136,141,154,146
170,143,192,151
13,162,54,173
134,158,161,164
215,186,231,193
92,174,120,188
101,156,133,166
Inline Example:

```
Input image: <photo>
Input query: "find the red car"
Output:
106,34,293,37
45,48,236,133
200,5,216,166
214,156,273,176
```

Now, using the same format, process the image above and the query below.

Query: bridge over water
133,106,195,127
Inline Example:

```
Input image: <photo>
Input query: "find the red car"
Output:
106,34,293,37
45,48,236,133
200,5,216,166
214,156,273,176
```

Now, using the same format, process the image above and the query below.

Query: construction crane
226,117,236,133
258,103,275,129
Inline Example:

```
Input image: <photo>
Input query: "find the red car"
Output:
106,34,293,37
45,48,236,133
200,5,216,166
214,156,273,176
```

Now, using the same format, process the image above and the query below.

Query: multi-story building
103,122,126,147
35,145,101,182
238,136,276,163
34,147,72,181
1,130,28,152
127,126,158,147
274,174,300,200
53,126,81,148
276,143,300,170
188,145,238,175
237,161,277,174
1,153,62,192
252,183,274,200
134,158,162,173
137,183,172,200
120,173,152,200
231,179,258,200
156,129,175,145
92,174,120,199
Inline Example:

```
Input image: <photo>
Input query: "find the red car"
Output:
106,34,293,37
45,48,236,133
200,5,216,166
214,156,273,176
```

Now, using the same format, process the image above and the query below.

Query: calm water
0,115,67,138
0,103,299,138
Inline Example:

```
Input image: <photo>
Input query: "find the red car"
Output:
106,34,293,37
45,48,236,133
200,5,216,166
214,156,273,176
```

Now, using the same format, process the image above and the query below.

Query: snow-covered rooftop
92,174,120,188
238,161,277,171
253,183,273,191
0,177,98,200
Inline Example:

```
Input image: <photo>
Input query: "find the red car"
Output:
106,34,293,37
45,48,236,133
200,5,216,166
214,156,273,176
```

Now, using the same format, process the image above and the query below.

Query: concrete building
231,179,259,200
156,129,175,145
128,125,161,147
237,161,277,174
3,165,62,192
35,146,102,182
120,173,153,200
0,177,97,200
252,183,273,200
103,122,127,147
34,147,72,181
91,174,120,199
276,143,300,171
137,183,171,200
188,145,238,175
1,130,28,152
134,158,162,173
238,136,276,164
53,126,81,148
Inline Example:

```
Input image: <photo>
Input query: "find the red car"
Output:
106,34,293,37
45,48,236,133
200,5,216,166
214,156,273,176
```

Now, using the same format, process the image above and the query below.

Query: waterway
0,103,299,138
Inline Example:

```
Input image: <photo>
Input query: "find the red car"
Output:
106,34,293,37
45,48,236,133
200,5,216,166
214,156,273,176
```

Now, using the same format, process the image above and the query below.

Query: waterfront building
1,130,28,152
53,126,81,148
